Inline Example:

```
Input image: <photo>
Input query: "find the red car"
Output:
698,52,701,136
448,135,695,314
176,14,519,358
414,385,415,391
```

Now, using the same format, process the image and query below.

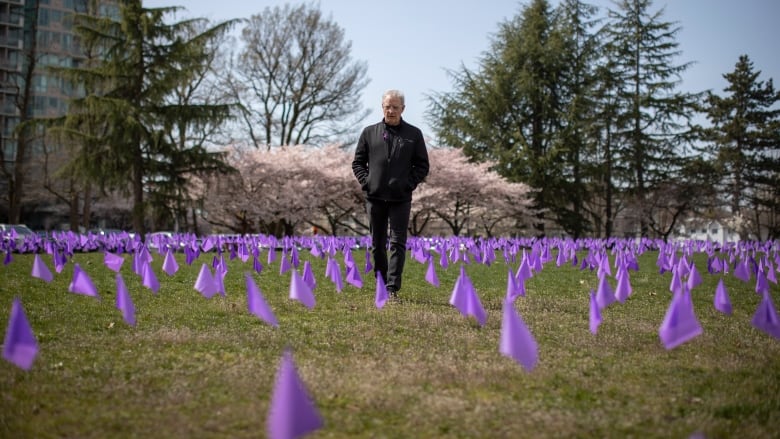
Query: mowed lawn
1,245,779,438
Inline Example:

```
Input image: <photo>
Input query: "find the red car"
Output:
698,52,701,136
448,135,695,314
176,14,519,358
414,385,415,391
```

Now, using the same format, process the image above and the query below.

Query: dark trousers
366,199,411,291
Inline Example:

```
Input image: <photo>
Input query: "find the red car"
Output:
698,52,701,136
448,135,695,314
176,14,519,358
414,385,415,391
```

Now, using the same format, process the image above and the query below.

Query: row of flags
3,233,780,438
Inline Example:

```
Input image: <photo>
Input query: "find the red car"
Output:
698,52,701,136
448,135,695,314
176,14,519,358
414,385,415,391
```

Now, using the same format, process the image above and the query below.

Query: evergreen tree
53,1,237,237
429,0,569,235
603,0,698,236
701,55,780,239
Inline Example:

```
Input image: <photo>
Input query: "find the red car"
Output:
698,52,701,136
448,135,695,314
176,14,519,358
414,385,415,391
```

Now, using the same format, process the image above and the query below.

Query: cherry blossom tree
413,147,535,236
196,144,363,236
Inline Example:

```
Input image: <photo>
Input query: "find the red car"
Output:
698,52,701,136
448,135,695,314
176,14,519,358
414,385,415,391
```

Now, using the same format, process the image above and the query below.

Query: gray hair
382,89,405,105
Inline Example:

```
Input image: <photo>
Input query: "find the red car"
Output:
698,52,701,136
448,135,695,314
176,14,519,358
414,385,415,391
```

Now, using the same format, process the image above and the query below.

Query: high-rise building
0,0,119,226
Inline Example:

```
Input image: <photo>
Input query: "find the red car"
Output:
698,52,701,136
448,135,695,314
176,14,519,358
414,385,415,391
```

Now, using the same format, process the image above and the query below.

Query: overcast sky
143,0,780,143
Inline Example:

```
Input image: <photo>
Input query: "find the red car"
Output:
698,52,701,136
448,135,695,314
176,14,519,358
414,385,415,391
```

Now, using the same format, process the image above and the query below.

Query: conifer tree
700,55,780,239
53,1,237,237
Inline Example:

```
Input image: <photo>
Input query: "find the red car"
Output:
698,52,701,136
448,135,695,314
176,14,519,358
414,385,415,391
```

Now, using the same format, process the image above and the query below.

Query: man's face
382,96,404,126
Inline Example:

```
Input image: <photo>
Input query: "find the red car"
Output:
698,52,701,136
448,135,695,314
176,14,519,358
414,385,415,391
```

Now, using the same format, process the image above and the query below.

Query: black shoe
387,287,399,302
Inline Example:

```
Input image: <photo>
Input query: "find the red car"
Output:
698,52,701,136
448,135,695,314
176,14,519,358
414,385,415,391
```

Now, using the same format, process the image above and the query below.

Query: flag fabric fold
375,272,388,309
2,297,39,370
449,265,487,326
589,290,602,334
499,300,538,371
659,288,703,349
69,264,100,298
31,254,54,283
245,272,278,327
194,264,220,298
266,349,324,439
162,249,179,276
115,273,136,326
714,278,732,315
751,291,780,339
290,269,316,309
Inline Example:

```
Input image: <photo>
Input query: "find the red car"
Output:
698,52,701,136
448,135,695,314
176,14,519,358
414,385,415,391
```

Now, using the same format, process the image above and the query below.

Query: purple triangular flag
194,263,220,298
115,273,136,326
595,275,616,310
714,278,732,315
290,269,316,309
499,300,538,371
104,251,125,273
141,261,160,294
614,268,632,303
733,259,751,282
375,272,388,309
253,254,264,274
326,257,343,293
364,249,373,274
449,265,487,326
659,288,703,349
162,249,179,276
2,298,38,370
755,270,770,296
687,263,702,290
31,253,53,283
302,260,316,291
751,291,780,339
245,272,278,327
589,290,602,334
266,349,324,439
425,256,440,287
68,264,100,298
345,263,363,289
279,250,292,275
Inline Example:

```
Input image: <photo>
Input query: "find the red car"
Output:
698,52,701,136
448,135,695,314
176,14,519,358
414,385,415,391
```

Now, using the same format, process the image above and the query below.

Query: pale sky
143,0,779,143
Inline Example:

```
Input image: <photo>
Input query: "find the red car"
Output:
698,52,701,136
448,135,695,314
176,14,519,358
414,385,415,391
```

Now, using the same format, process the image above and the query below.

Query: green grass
1,247,779,438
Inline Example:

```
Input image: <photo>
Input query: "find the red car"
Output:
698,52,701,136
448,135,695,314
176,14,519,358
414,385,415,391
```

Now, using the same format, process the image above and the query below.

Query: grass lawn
1,242,779,438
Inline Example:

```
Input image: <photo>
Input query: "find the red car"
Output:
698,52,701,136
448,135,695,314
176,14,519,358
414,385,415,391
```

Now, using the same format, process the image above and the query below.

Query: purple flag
279,250,292,275
516,251,533,282
2,298,38,370
194,264,220,298
266,349,323,439
733,259,751,282
504,267,521,302
449,265,487,326
69,264,100,298
751,291,780,339
364,249,373,274
589,290,602,334
345,263,363,289
425,256,440,287
115,273,136,326
595,275,616,310
290,269,316,309
714,278,732,315
141,262,160,294
245,272,278,327
375,272,388,309
31,254,53,283
253,254,264,274
687,263,702,290
302,261,317,291
326,257,343,293
659,288,703,349
104,251,125,273
499,300,538,371
755,270,770,295
162,249,179,276
614,268,632,303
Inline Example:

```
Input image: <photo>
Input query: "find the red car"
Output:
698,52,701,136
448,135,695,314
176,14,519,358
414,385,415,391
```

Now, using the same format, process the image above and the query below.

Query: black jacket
352,118,430,202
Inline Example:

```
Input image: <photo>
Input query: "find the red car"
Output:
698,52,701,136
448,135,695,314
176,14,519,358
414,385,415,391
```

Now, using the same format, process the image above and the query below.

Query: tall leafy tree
430,0,568,235
550,0,603,237
53,1,237,237
230,2,369,148
603,0,698,236
700,55,780,239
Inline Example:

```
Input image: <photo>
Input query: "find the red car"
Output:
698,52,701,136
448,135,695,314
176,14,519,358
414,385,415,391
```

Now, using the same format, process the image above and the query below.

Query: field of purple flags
2,230,780,437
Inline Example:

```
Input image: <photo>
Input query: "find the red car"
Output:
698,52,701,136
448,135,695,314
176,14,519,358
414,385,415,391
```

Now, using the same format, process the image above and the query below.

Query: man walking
352,89,430,300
